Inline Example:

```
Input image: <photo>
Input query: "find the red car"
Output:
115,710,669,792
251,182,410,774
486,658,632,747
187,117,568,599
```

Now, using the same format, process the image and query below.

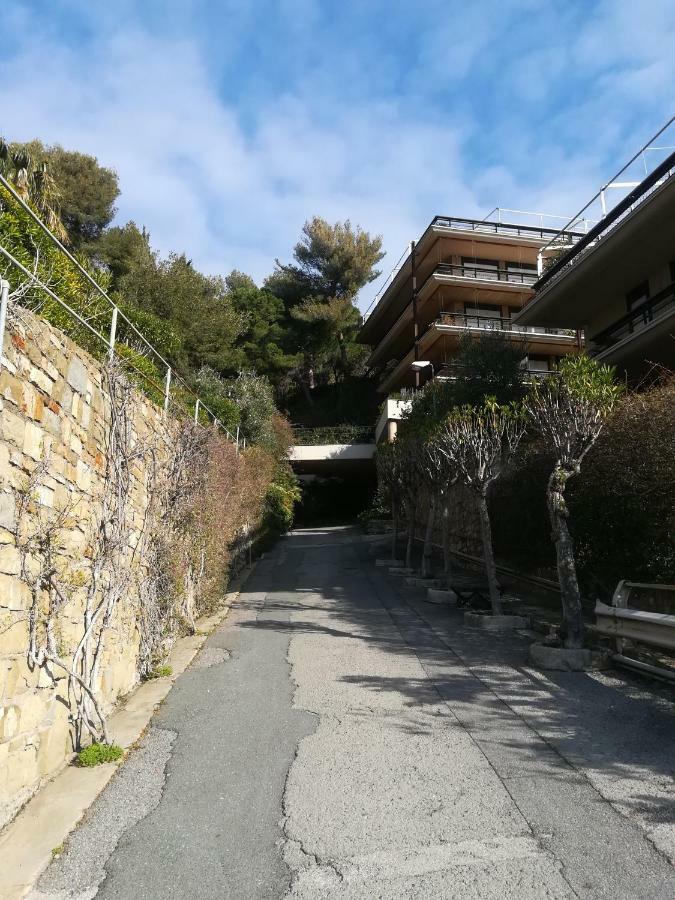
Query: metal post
0,279,9,371
600,189,607,217
108,305,118,356
194,398,200,423
164,366,172,413
235,425,240,453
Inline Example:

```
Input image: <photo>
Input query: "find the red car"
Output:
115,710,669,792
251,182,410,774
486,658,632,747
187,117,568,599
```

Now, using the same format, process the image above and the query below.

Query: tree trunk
477,493,501,615
299,376,314,408
548,466,585,648
405,498,416,570
441,499,452,586
421,495,436,578
391,505,398,561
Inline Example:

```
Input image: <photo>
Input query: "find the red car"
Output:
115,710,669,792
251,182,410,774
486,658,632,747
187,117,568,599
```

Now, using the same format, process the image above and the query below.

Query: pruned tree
376,441,405,561
526,355,622,647
439,401,526,614
397,434,425,570
423,435,459,585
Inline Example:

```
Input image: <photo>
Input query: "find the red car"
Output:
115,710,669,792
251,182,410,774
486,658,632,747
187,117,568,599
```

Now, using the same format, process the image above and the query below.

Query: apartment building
515,150,675,380
359,216,581,400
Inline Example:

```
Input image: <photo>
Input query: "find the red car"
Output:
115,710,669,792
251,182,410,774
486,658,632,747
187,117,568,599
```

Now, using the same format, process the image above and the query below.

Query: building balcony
367,264,539,367
436,312,576,342
589,282,675,368
420,262,537,296
377,314,578,394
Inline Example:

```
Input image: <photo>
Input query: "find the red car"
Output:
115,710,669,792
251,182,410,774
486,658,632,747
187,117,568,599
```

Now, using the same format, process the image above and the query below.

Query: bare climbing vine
18,358,150,747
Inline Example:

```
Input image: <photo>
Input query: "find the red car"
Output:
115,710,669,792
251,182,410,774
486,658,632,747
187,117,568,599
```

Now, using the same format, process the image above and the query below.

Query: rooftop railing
430,215,578,241
532,116,675,293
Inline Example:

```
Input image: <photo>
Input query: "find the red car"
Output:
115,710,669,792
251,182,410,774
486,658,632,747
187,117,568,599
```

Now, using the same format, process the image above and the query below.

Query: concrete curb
0,565,254,900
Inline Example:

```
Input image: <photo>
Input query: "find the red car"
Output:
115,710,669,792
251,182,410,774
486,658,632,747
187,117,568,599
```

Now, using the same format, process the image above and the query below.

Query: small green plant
51,844,64,858
76,742,124,767
148,664,173,679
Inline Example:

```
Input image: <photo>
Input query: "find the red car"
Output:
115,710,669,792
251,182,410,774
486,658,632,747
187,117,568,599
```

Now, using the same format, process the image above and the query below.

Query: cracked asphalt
32,527,675,899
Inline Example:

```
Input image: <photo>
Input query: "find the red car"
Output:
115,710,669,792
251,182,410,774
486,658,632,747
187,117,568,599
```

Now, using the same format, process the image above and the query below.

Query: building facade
515,150,675,380
359,216,581,400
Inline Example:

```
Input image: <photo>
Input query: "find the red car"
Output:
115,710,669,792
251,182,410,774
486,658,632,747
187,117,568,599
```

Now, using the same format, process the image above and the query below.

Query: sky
1,0,674,309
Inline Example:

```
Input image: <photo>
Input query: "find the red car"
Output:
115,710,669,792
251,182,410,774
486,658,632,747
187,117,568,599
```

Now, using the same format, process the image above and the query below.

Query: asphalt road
34,527,675,899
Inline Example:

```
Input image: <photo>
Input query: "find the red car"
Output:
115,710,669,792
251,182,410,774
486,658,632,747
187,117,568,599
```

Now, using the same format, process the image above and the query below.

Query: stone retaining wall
0,311,173,828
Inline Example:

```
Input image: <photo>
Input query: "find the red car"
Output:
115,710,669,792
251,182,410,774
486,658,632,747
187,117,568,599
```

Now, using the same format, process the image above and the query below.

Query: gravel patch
32,727,176,899
192,646,230,669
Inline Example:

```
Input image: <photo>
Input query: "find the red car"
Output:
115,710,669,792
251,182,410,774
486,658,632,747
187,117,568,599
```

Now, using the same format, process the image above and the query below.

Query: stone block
464,612,530,631
3,657,35,697
0,493,16,530
37,715,71,777
0,370,24,408
528,642,609,671
28,365,53,394
23,421,44,461
0,615,28,655
0,545,21,576
0,705,20,740
66,357,88,394
426,589,458,606
75,460,92,492
2,410,25,449
41,407,62,439
0,574,31,612
35,484,55,508
16,691,53,733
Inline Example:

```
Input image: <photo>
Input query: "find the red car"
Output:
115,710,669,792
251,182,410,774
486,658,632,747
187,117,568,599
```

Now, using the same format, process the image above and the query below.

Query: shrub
148,664,173,679
569,373,675,595
77,742,124,767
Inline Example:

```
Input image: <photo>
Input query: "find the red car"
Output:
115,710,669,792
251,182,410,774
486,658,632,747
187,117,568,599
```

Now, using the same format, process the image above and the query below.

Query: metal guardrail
595,581,675,676
292,425,375,445
596,602,675,651
0,174,244,450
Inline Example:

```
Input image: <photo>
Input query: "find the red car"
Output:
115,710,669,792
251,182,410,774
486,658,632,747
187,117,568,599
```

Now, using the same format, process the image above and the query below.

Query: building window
464,303,502,329
461,257,500,280
526,356,550,372
626,281,649,311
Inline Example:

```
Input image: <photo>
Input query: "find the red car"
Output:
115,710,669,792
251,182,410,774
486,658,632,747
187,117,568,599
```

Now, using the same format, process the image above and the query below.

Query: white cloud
0,0,673,311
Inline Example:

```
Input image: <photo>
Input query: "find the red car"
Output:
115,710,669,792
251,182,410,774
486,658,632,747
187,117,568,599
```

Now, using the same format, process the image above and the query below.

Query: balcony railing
437,312,576,338
430,262,538,286
590,282,675,351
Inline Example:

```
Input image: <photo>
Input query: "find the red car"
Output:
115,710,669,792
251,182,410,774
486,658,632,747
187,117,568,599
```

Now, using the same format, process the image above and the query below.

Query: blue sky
2,1,674,308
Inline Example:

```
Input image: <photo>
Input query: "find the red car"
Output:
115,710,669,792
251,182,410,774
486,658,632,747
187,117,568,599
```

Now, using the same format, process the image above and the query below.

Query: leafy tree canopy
3,139,119,250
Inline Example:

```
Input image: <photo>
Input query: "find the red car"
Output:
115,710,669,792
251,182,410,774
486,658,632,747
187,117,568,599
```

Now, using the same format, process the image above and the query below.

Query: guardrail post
194,398,200,423
164,366,172,413
108,305,118,357
0,279,9,371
